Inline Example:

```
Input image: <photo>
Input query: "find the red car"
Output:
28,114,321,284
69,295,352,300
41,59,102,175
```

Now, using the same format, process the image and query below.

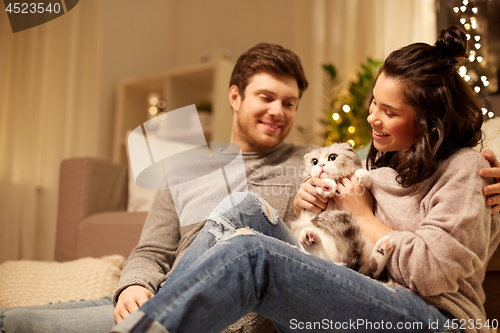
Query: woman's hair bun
436,25,467,60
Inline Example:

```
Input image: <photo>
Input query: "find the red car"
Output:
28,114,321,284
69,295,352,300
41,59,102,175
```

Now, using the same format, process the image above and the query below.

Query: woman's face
367,72,419,153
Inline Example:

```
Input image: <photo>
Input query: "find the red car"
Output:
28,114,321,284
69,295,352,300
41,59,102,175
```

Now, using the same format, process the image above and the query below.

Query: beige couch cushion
0,255,125,307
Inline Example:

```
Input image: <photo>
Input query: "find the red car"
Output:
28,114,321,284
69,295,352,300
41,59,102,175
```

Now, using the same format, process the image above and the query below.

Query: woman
111,26,499,333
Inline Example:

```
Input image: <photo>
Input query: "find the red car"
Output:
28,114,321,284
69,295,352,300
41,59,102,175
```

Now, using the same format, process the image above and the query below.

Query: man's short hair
230,43,308,99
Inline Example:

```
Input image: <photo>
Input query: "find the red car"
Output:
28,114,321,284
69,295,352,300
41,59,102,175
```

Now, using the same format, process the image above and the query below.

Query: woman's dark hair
230,43,308,99
367,25,483,187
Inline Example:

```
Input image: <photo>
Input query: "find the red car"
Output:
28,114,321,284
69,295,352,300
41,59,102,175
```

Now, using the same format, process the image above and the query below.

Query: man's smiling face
229,71,299,152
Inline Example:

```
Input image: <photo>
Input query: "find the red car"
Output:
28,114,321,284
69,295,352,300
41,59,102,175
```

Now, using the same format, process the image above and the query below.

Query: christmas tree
320,59,382,148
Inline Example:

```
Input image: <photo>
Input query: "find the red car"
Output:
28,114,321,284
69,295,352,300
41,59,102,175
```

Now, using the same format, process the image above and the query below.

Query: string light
463,0,468,5
332,113,340,121
471,17,477,29
474,86,481,93
477,56,483,63
482,108,488,115
453,6,459,13
488,111,494,118
342,105,351,113
472,7,478,14
348,126,356,134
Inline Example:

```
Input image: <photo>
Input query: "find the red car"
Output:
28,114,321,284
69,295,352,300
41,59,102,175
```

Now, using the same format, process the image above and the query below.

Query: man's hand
114,285,153,323
480,149,500,215
293,177,329,217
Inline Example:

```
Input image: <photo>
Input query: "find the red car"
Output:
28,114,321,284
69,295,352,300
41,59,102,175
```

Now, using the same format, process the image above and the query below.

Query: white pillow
0,255,125,307
125,130,199,212
126,130,158,212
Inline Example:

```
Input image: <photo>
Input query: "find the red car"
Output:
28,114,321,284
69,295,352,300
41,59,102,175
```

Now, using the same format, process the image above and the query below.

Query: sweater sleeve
385,150,494,297
113,188,180,303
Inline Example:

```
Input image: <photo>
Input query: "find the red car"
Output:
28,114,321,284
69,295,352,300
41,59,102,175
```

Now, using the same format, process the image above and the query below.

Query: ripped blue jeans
111,192,460,333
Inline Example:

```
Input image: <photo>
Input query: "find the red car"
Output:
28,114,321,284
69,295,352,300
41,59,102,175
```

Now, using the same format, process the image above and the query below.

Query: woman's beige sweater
371,148,500,332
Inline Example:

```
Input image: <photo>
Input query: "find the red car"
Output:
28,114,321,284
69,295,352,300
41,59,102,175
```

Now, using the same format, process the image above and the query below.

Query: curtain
0,1,106,262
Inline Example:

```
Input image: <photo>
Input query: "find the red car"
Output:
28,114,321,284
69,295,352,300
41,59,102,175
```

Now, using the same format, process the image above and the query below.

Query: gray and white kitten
290,143,394,279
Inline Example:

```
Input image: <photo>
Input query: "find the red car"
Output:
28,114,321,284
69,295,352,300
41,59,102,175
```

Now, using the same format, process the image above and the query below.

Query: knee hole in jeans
258,197,278,225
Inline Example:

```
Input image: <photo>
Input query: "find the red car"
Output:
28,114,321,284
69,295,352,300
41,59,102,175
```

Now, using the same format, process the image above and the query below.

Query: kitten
290,143,394,279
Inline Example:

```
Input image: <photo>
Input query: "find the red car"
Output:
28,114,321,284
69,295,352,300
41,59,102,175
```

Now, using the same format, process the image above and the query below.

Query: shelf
113,59,235,164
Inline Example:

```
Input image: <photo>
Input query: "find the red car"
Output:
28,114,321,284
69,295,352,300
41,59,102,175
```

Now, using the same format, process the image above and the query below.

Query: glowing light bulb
332,113,340,121
477,56,483,63
466,34,471,40
482,108,488,115
472,7,478,13
348,126,356,134
463,0,468,5
488,112,494,118
348,139,355,147
484,81,490,87
149,106,158,115
475,43,481,49
460,18,466,24
465,75,471,82
474,35,480,41
460,6,466,12
464,23,471,30
474,86,481,93
459,66,467,77
481,76,487,81
342,105,351,113
453,6,459,13
469,55,475,62
150,97,159,105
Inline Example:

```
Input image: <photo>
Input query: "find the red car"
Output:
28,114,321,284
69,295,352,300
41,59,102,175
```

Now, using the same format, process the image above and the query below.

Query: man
113,43,313,331
1,43,499,333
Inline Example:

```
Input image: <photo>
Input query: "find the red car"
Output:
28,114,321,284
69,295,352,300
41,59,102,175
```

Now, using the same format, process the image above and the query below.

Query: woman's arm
333,176,394,244
293,177,329,217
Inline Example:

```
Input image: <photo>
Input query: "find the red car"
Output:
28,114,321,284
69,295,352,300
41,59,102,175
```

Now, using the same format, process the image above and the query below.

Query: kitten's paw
354,169,371,188
299,228,317,247
375,235,395,257
317,179,337,197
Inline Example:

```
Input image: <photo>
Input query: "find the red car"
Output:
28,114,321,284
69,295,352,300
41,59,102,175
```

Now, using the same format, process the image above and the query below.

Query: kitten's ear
342,142,354,150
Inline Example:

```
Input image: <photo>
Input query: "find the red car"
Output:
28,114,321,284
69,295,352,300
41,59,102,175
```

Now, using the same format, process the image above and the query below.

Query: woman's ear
229,85,241,113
